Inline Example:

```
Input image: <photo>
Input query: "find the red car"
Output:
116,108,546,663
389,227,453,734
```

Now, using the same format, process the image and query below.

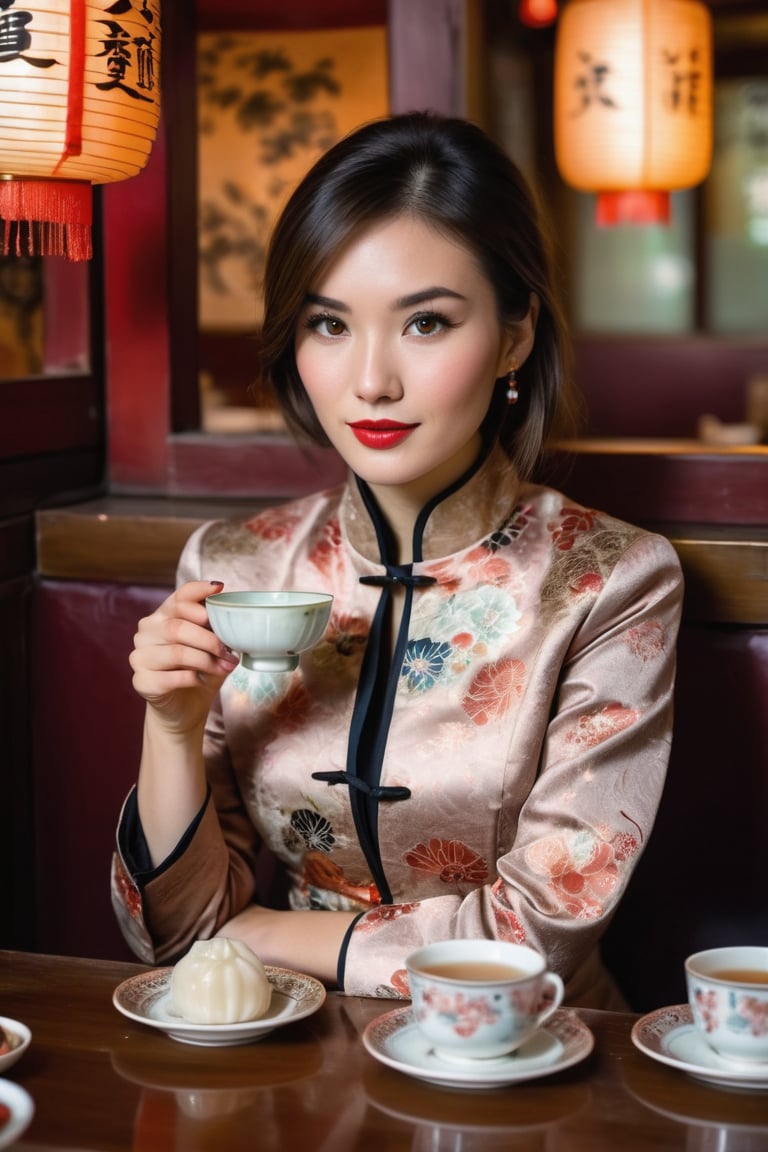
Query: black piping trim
337,447,492,905
336,910,366,990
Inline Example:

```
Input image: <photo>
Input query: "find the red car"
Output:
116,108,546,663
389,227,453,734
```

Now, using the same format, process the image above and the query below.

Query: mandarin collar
338,442,521,567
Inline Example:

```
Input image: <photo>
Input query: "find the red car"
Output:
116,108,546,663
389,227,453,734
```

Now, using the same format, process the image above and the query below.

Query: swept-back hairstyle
260,111,578,479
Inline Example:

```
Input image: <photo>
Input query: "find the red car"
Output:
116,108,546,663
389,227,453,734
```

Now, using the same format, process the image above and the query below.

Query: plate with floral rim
362,1007,594,1090
631,1005,768,1091
113,965,325,1046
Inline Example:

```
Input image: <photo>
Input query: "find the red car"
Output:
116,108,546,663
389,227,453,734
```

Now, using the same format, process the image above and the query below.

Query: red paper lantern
519,0,559,30
0,0,161,260
554,0,713,225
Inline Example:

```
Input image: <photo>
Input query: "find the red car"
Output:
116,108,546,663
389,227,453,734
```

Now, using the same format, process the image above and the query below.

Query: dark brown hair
260,111,578,479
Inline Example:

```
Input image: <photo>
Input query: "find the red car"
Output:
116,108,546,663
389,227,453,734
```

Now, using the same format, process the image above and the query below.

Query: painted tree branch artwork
198,26,388,331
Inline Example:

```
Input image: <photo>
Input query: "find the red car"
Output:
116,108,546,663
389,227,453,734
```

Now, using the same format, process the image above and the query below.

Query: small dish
0,1018,31,1074
113,965,325,1046
631,1004,768,1090
0,1079,34,1151
362,1007,593,1090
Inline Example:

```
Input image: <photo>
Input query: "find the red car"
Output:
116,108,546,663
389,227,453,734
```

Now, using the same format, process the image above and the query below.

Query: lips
347,420,418,449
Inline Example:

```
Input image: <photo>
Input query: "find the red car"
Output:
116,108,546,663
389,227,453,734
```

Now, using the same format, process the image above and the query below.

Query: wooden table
2,951,767,1150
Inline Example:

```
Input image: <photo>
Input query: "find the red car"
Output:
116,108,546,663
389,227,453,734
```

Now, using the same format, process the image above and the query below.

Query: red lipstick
347,420,418,449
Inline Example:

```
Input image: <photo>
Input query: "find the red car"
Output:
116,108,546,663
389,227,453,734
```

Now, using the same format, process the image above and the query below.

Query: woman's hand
130,580,239,738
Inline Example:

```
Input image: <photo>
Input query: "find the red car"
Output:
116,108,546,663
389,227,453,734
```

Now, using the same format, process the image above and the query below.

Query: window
0,251,102,512
486,0,768,441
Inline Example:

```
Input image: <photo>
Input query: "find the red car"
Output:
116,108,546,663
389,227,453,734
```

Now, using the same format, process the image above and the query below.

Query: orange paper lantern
0,0,161,259
554,0,712,225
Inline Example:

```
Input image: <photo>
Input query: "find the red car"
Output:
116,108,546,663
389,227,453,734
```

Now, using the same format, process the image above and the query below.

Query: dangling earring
505,367,519,405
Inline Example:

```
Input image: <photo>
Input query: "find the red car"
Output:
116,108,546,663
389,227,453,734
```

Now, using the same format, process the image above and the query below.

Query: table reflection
363,1063,590,1151
622,1042,768,1152
111,1026,368,1152
128,1083,370,1152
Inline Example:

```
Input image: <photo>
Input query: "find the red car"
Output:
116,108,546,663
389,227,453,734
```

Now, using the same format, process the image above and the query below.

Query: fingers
130,580,239,690
148,580,224,629
135,582,230,653
129,635,236,679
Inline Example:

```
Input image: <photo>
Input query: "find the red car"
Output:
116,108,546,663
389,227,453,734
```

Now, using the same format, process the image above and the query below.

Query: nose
353,335,403,404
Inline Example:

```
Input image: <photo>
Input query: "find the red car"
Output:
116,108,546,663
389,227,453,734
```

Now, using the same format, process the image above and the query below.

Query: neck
362,486,419,565
359,433,490,565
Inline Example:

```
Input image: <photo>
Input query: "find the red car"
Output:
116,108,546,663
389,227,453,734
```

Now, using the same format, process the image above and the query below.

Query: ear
498,292,540,374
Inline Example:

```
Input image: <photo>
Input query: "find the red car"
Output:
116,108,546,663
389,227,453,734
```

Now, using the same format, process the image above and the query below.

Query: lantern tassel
0,179,92,260
596,191,672,227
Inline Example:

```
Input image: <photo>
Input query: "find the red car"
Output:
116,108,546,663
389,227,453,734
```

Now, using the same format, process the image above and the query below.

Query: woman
112,112,683,1008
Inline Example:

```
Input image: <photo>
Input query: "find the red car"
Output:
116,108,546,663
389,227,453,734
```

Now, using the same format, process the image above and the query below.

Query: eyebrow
304,292,350,312
304,286,467,312
396,287,466,309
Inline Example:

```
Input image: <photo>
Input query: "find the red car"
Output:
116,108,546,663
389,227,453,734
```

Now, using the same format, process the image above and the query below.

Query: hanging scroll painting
198,25,389,332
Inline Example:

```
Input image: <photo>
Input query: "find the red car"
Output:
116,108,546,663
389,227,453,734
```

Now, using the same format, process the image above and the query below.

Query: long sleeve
112,699,266,965
339,530,683,1003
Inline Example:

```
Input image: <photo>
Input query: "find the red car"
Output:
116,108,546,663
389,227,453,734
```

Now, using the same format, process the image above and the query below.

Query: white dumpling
170,937,272,1024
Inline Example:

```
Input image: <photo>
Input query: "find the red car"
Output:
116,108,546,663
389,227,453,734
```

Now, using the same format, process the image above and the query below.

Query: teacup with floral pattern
685,946,768,1065
406,939,564,1062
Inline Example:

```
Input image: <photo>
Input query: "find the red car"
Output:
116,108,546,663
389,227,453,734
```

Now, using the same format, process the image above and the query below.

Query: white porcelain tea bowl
206,591,333,672
685,945,768,1066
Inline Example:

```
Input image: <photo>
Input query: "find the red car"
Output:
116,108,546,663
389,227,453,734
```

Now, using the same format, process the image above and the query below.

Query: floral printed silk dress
112,444,684,1007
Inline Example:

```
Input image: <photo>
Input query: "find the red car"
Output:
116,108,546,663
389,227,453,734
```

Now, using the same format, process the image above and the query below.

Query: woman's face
294,215,535,507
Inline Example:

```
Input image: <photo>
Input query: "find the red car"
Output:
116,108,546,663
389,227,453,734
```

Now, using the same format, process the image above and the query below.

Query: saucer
0,1079,34,1151
113,965,325,1046
0,1018,31,1074
362,1007,594,1090
631,1005,768,1090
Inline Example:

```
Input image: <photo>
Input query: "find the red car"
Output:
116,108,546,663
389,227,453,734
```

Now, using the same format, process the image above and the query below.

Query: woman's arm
113,711,357,977
111,569,245,964
131,579,239,863
215,906,357,987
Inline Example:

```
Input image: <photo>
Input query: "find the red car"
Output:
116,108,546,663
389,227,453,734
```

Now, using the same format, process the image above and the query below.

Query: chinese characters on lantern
571,47,705,120
0,0,56,68
662,48,705,115
98,0,157,101
0,0,157,101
